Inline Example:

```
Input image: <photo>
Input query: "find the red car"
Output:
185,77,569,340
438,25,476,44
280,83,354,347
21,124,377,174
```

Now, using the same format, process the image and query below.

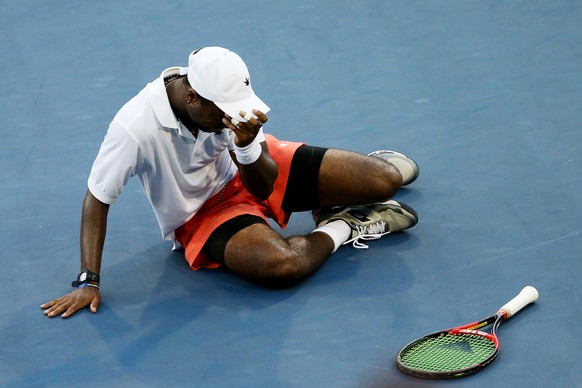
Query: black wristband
71,269,100,287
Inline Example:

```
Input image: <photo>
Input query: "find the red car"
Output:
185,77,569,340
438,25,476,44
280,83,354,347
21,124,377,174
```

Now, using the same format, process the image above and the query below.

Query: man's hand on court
40,288,100,318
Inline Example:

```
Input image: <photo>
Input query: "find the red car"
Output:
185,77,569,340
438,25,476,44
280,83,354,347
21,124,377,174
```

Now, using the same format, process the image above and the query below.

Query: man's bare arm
225,110,278,200
41,190,109,318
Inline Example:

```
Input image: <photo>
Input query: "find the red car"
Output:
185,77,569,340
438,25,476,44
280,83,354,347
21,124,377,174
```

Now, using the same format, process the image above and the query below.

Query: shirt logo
244,77,250,86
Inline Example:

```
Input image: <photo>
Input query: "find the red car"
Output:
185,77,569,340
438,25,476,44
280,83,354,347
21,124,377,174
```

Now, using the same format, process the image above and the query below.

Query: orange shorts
175,135,304,270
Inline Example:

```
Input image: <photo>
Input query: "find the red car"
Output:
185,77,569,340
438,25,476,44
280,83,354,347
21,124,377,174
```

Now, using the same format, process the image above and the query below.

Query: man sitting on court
41,46,420,318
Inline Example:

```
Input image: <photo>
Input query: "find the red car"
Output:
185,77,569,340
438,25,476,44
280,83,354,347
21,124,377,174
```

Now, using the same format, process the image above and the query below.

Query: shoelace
343,221,391,249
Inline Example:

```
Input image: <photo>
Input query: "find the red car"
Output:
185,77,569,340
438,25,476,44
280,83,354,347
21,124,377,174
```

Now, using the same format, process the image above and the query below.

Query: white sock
312,220,352,252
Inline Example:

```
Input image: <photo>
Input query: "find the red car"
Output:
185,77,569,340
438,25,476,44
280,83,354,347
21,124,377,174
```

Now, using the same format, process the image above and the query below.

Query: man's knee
250,249,310,289
222,224,321,288
375,160,403,198
357,158,403,203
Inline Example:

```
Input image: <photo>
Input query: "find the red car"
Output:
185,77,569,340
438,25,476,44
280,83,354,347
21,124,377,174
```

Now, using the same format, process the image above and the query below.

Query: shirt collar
148,67,196,140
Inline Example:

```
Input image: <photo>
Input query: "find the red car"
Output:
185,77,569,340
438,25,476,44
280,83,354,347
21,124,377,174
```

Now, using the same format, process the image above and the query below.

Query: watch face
79,272,87,282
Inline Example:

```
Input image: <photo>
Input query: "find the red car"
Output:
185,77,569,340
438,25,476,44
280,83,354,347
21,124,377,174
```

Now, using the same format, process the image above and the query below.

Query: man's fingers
61,298,95,318
61,306,76,319
40,300,57,309
44,301,67,317
61,298,90,318
239,110,268,126
90,295,101,313
223,117,239,130
42,297,65,316
252,109,268,124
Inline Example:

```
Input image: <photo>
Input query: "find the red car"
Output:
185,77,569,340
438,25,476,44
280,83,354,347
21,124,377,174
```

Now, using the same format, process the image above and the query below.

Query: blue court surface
2,1,581,387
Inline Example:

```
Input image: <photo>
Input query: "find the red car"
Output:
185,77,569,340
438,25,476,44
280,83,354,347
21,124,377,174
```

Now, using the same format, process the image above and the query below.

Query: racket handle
497,286,539,319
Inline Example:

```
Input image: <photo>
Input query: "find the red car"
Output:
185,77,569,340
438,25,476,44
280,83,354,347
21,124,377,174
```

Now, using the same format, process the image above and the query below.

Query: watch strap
71,269,100,287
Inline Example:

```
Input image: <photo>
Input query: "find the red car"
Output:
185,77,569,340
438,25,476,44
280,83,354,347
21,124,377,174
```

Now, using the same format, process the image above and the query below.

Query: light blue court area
1,1,581,387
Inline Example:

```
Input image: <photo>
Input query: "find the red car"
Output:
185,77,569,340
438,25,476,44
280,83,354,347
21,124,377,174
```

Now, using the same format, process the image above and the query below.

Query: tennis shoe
367,150,419,186
313,200,418,249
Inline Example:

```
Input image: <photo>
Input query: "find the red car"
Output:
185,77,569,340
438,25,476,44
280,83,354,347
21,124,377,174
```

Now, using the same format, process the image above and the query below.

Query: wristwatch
71,269,100,287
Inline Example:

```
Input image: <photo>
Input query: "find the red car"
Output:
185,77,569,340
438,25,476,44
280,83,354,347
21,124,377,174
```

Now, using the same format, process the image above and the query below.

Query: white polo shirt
88,67,265,240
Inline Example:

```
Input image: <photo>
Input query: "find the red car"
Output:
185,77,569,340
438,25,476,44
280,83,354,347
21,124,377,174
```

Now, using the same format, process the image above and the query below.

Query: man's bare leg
223,223,334,288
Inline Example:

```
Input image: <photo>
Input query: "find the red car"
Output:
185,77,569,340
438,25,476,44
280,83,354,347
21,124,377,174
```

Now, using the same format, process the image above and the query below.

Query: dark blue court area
1,1,581,387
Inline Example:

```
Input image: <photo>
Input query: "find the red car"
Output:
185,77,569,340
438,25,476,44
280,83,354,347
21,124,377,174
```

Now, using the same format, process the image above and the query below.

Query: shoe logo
349,210,371,223
244,77,250,86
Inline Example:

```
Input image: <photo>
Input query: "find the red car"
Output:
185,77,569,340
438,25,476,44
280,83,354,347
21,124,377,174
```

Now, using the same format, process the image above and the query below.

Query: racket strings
399,333,496,373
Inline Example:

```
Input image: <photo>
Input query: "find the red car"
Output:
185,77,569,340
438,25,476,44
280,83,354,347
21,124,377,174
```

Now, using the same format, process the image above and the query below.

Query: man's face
187,94,227,134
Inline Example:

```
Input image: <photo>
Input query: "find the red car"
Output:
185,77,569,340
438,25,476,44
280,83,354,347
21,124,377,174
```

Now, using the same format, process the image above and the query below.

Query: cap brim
214,92,270,122
180,64,268,122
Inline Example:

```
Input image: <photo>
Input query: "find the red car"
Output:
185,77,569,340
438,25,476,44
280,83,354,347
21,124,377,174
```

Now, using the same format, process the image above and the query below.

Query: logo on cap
244,77,250,86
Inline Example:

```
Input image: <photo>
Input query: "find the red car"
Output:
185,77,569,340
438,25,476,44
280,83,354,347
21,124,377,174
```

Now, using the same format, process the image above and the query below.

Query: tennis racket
396,285,539,379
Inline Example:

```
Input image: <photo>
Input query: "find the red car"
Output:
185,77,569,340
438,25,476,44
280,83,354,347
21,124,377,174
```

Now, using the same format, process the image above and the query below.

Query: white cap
179,47,269,122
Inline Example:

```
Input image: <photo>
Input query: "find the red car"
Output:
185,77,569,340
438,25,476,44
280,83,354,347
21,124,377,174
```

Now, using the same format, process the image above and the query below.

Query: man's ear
186,89,201,104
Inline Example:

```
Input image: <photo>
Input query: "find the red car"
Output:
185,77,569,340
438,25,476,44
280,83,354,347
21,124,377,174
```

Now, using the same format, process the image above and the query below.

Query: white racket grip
497,286,539,319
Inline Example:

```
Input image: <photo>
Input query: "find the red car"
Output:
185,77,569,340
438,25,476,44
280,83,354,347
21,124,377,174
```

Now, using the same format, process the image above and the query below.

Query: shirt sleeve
87,121,141,205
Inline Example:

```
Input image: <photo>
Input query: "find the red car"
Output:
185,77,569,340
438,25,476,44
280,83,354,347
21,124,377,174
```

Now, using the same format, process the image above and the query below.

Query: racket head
396,321,500,379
